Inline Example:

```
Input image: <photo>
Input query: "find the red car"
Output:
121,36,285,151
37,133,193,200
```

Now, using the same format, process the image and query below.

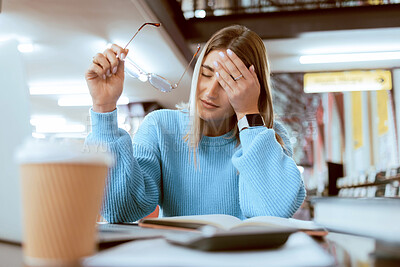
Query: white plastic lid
15,138,114,166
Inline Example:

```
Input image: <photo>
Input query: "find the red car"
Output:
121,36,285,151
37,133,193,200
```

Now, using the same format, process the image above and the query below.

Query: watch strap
238,114,265,132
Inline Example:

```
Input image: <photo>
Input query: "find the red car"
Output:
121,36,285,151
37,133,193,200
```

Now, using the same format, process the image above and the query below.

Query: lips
201,99,219,108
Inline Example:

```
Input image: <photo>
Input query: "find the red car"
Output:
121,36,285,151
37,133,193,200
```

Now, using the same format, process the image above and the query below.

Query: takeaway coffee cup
15,139,113,266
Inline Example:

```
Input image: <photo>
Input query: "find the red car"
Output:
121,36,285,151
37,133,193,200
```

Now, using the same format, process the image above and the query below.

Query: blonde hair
178,25,285,159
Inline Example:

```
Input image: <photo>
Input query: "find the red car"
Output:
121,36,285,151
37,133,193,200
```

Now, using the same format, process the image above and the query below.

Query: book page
237,216,323,230
141,214,242,230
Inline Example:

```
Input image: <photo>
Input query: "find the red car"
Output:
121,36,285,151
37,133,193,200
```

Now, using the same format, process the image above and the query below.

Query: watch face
246,114,265,126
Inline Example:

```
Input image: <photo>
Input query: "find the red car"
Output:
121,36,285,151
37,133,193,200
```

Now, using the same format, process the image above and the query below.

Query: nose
205,77,220,99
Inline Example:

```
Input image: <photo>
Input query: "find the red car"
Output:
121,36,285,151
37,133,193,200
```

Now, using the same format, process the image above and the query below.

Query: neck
202,117,236,137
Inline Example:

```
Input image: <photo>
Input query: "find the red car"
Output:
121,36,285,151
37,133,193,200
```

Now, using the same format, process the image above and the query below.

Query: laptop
0,40,174,245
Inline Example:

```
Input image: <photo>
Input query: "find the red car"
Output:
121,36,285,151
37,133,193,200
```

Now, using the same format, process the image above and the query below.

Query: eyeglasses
123,22,201,93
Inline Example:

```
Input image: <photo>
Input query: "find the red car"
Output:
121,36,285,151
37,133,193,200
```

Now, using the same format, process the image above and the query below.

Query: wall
0,40,31,241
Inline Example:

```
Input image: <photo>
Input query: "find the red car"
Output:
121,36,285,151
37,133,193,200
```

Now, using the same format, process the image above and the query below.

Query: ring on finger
233,74,243,81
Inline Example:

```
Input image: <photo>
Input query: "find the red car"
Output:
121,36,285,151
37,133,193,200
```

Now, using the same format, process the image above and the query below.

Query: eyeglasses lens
125,60,139,78
148,74,175,93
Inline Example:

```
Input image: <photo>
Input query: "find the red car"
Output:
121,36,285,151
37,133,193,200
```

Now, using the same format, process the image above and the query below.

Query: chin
198,109,229,123
197,101,234,122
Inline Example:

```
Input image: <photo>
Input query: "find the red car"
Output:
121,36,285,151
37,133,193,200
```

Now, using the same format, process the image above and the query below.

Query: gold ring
233,74,243,81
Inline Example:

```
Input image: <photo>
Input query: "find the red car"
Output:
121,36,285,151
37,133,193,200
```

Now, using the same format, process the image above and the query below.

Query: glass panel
148,74,173,93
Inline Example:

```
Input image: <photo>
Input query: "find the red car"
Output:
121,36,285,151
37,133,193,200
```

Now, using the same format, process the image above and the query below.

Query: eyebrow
201,64,214,72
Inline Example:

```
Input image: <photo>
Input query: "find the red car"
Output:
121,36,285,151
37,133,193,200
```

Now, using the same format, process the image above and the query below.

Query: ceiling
1,0,400,130
0,0,193,126
267,27,400,73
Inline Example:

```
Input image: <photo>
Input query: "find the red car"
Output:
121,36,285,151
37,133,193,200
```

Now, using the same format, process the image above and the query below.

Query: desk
0,229,398,267
0,240,128,267
0,240,23,267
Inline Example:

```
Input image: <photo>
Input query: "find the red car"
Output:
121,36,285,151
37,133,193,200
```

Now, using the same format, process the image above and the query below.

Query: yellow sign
304,70,392,93
352,91,363,149
377,90,389,136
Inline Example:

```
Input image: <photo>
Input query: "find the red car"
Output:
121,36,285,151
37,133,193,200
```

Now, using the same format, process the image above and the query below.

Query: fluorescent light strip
31,60,148,96
35,124,86,133
32,133,46,139
31,115,86,133
300,51,400,64
51,133,87,139
30,116,66,126
18,43,34,53
297,166,304,174
58,95,129,107
30,84,89,95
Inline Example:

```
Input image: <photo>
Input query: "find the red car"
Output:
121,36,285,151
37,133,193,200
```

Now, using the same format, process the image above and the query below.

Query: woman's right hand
85,44,129,113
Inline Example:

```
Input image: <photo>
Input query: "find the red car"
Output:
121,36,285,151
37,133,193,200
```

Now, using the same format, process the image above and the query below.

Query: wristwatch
237,114,265,132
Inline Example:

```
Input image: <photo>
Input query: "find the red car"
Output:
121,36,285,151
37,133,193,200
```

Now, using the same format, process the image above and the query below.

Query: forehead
203,49,224,64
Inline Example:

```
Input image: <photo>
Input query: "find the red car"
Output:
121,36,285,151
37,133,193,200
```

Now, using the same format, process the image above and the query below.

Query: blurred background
1,0,400,200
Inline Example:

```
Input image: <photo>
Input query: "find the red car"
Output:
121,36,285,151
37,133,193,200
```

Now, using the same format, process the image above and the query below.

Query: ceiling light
51,133,87,139
17,43,34,53
31,115,85,134
195,10,206,18
297,166,304,174
213,10,225,16
32,133,46,139
35,124,86,133
299,51,400,64
58,95,129,107
30,116,66,126
29,82,88,95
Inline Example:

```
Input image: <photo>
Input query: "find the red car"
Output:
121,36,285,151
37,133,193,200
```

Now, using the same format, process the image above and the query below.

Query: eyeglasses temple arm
174,44,201,88
124,23,161,50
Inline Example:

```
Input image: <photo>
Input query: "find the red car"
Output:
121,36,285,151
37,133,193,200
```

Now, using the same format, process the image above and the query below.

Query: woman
85,25,305,223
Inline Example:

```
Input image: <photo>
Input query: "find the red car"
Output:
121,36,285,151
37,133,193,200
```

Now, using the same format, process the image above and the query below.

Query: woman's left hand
213,49,261,120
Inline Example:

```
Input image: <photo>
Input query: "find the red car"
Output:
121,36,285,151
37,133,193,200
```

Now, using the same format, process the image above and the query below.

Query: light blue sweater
86,109,306,223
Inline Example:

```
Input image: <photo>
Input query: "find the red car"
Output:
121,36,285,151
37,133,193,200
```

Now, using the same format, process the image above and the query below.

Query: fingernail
227,49,233,56
250,65,255,72
120,53,126,60
113,66,117,74
213,61,219,67
102,74,106,80
106,69,111,77
215,72,219,77
218,52,225,58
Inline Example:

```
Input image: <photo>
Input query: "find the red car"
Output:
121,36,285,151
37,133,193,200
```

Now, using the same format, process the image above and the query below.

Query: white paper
243,216,324,230
84,232,334,267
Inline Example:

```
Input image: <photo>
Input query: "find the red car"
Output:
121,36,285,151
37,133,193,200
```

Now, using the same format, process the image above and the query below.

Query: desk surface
0,240,23,267
0,228,397,267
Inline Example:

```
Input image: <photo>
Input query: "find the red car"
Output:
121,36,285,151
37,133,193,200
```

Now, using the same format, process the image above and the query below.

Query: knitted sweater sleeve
85,109,161,223
231,122,306,218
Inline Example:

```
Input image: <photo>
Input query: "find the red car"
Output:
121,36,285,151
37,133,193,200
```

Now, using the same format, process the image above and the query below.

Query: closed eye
201,73,213,78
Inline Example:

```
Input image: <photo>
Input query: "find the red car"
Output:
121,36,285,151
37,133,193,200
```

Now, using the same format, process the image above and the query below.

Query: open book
139,214,326,235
